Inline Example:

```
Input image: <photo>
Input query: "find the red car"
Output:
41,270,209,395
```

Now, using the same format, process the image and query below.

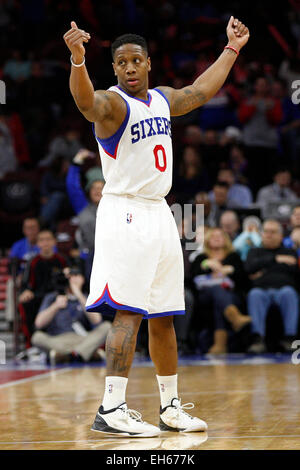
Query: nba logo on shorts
160,384,165,392
126,212,133,224
108,384,113,393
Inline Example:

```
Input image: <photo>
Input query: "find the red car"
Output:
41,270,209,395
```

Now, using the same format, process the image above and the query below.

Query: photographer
31,268,111,364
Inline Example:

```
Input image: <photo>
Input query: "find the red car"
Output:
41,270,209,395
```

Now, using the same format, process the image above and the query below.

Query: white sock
156,374,178,409
101,376,128,411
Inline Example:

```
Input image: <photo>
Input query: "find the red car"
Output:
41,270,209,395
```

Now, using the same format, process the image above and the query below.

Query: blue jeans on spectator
247,286,299,337
197,285,240,330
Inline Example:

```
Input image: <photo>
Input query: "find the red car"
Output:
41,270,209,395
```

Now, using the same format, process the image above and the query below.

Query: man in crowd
19,230,67,339
220,210,240,241
10,217,40,268
213,168,253,208
207,181,238,227
6,218,40,323
32,268,111,365
238,76,283,192
245,219,299,353
256,167,298,218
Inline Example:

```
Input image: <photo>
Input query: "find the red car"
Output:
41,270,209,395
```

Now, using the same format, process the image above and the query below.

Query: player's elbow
76,102,98,122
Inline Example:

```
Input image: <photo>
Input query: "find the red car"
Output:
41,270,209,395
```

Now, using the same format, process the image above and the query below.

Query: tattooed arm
158,16,250,117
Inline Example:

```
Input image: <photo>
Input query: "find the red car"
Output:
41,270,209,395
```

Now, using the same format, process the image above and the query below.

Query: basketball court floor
1,354,300,450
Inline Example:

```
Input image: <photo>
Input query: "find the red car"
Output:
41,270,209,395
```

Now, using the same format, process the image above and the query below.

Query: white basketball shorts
86,194,185,319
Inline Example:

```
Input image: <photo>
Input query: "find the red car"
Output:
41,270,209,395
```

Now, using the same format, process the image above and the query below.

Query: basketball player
63,17,249,437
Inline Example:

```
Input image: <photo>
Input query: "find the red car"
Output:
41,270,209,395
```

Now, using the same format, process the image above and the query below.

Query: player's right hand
63,21,91,63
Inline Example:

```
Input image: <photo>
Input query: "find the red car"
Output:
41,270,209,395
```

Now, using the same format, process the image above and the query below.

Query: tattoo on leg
105,317,139,375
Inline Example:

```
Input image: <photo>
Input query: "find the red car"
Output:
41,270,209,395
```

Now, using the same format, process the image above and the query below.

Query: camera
52,267,82,294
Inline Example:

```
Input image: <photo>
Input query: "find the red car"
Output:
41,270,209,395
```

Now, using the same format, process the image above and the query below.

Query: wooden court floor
1,360,300,450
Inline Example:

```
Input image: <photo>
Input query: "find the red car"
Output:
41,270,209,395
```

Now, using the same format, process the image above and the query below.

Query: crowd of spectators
1,0,300,361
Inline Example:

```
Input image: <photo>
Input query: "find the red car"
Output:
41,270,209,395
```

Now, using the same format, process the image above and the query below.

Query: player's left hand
226,16,250,51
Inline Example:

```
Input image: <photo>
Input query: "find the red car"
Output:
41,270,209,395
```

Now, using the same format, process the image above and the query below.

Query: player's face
113,44,151,96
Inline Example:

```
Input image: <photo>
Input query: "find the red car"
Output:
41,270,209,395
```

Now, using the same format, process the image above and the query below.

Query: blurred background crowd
0,0,300,362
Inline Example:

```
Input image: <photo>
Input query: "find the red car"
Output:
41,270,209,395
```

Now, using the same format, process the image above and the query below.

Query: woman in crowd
190,228,250,354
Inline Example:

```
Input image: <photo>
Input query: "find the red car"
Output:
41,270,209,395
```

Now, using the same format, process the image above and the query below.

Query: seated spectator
233,216,262,261
10,217,40,269
66,149,104,280
219,126,242,148
228,144,249,186
39,155,70,229
19,230,67,339
220,210,240,241
6,217,41,324
211,168,253,208
271,79,300,169
256,167,298,218
191,228,250,354
245,219,299,353
173,146,211,202
207,181,239,227
200,129,227,181
198,85,240,131
38,127,83,167
283,205,300,248
238,76,283,192
31,268,111,365
3,49,31,82
292,227,300,258
182,125,203,147
194,192,212,227
0,118,18,177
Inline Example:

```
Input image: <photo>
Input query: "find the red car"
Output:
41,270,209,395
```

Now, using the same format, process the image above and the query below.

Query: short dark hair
273,165,291,177
214,181,229,190
37,229,56,240
111,34,148,59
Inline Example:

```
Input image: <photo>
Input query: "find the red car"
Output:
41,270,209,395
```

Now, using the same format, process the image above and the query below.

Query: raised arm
159,17,250,117
63,21,126,124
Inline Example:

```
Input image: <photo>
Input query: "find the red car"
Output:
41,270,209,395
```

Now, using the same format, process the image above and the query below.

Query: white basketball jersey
92,85,172,201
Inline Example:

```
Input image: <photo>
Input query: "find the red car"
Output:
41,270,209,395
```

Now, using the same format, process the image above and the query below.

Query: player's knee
114,310,143,329
149,315,174,335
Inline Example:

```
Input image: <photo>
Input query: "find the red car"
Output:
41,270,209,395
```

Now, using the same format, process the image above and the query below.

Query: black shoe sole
91,414,160,437
92,414,140,436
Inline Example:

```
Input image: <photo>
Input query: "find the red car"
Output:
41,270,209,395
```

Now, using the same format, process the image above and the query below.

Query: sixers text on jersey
131,117,171,143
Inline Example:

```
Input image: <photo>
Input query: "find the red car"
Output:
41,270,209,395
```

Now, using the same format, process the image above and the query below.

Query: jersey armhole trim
92,97,130,159
154,88,170,109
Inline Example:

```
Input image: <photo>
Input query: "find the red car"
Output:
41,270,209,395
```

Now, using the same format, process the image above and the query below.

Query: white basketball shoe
159,398,208,432
91,402,161,437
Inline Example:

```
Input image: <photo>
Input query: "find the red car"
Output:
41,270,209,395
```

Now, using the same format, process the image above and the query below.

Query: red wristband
224,45,239,56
